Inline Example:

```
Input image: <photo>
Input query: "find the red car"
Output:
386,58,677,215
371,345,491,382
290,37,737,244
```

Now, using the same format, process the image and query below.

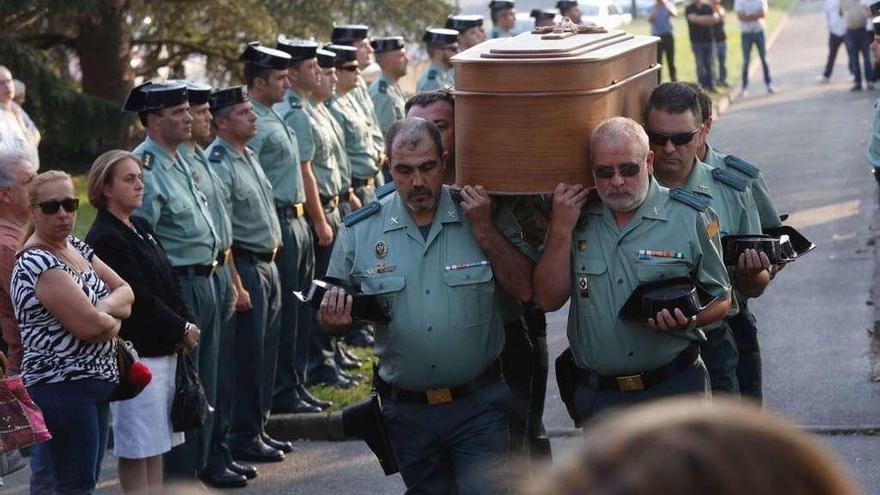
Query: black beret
209,85,249,112
324,44,359,67
316,49,337,69
331,24,370,44
276,39,319,62
370,36,406,53
489,0,515,10
445,14,485,31
531,8,558,20
166,80,212,106
422,28,459,46
240,42,291,70
122,81,188,113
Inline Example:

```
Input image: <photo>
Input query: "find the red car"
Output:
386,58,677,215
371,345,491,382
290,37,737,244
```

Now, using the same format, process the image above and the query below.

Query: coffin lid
452,30,643,63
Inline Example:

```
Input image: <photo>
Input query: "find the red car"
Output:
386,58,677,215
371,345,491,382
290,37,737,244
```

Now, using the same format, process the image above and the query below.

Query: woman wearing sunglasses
11,170,134,494
84,150,201,494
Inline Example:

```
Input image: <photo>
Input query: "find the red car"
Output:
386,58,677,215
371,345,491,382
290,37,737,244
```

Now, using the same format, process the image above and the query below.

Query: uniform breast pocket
635,260,691,284
360,275,406,320
165,198,194,233
234,189,262,222
443,265,494,330
574,259,607,315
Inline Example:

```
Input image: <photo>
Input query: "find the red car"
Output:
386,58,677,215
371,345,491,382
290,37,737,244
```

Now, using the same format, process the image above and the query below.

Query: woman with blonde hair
85,150,200,494
12,170,134,494
525,397,862,495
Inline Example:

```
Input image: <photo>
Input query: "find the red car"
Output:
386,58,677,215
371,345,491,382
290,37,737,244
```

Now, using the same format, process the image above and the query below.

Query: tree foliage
0,0,453,170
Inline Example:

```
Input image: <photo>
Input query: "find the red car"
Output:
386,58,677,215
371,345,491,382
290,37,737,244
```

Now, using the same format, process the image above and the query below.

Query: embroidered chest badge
577,240,587,252
375,241,388,259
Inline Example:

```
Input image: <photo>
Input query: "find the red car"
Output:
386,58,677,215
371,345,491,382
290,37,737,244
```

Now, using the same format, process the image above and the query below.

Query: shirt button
430,364,436,369
378,283,384,289
427,326,432,332
628,351,634,357
617,278,623,284
425,289,430,295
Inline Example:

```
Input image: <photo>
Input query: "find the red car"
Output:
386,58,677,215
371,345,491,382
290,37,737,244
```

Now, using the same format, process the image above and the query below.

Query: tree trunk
75,0,133,102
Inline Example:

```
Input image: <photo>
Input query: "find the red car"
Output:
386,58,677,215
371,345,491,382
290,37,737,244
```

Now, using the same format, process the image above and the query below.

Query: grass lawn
627,0,796,92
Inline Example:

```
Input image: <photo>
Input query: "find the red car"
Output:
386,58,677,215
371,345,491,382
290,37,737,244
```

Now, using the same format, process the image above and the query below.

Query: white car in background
578,0,633,29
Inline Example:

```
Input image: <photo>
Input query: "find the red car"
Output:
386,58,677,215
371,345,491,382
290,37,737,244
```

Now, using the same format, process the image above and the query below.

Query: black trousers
657,32,677,82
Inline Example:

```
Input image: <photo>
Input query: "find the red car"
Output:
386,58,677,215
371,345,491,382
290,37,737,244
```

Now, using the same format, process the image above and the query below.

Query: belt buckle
269,247,278,263
425,388,453,405
294,203,305,218
616,374,645,392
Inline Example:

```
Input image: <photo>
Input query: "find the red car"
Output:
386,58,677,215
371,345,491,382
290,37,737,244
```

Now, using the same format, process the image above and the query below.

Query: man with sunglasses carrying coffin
645,82,771,396
123,81,223,483
535,116,731,418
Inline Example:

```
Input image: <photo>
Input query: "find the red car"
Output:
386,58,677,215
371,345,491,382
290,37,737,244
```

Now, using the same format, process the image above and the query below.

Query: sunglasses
34,197,79,215
646,126,702,146
594,162,642,179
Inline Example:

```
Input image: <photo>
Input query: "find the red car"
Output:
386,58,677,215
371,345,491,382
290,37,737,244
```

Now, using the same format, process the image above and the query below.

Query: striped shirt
12,236,118,387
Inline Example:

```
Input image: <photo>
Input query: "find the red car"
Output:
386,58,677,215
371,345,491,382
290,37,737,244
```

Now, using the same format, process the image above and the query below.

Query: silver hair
0,150,32,188
589,116,649,163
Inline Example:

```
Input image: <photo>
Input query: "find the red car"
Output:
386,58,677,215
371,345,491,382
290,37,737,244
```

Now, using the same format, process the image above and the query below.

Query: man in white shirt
0,67,39,170
820,0,853,82
735,0,774,95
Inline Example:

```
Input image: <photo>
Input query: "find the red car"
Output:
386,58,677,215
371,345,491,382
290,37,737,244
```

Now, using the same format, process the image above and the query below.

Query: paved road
7,1,880,493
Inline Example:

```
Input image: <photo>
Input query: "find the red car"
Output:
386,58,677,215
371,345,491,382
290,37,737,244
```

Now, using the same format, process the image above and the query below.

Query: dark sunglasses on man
34,198,79,215
594,162,642,179
645,126,702,146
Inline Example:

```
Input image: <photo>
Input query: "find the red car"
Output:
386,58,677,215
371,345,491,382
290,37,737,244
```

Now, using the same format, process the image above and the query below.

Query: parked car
579,0,633,29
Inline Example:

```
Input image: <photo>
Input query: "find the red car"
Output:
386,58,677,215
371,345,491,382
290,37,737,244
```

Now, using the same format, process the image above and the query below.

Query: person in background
0,67,40,169
446,15,487,51
490,1,518,38
840,0,874,91
650,0,678,82
711,0,729,88
686,0,719,90
819,0,853,83
523,398,863,495
12,80,25,107
85,150,201,494
416,28,458,93
0,151,35,373
13,170,133,494
556,0,583,24
736,0,775,95
531,8,558,27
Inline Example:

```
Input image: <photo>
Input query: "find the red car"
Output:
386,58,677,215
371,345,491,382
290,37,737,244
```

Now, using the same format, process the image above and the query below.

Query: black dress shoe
199,466,248,488
335,353,361,370
231,439,284,463
272,397,322,414
297,385,333,409
262,433,294,453
227,460,258,480
340,370,365,383
308,367,356,389
340,344,366,363
345,328,375,347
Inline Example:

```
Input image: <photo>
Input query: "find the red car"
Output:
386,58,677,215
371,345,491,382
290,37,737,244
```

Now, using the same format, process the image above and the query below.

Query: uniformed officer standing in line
645,83,771,395
369,37,409,136
489,1,518,38
416,28,458,94
205,85,287,463
534,116,732,417
319,117,534,494
175,82,255,487
124,81,222,481
231,45,298,460
532,8,558,27
556,0,583,24
446,14,487,51
274,40,354,389
689,83,781,401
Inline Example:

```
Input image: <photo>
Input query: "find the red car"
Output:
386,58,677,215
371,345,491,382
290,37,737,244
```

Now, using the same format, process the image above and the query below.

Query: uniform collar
250,98,272,116
703,142,725,168
683,159,715,198
588,177,667,222
143,136,179,170
383,185,460,233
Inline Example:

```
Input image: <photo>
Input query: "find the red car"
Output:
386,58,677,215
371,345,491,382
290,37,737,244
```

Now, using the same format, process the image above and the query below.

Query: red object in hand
128,362,152,389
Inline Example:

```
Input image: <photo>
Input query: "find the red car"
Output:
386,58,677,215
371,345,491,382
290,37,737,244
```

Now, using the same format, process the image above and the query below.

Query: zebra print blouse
11,236,119,387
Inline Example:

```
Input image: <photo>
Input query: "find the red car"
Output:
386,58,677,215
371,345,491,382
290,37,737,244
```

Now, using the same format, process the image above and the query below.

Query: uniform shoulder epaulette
427,70,437,81
378,80,388,94
287,95,302,110
140,151,154,170
208,145,226,163
375,181,396,200
670,188,710,212
723,154,760,178
344,201,381,227
711,166,750,192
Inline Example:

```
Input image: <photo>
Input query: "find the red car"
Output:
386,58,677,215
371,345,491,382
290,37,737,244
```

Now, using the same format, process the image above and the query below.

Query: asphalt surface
6,1,880,493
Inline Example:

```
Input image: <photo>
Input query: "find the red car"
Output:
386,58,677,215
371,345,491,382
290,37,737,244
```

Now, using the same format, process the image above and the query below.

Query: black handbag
109,338,151,402
170,351,211,432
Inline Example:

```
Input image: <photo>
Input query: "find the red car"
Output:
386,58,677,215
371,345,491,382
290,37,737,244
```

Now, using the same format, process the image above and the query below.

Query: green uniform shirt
369,72,406,135
490,26,516,38
354,78,387,161
315,98,351,191
205,137,283,253
277,90,343,199
705,143,783,230
179,143,233,250
416,63,455,93
567,179,730,374
133,136,219,267
249,98,306,206
327,186,517,390
326,91,383,181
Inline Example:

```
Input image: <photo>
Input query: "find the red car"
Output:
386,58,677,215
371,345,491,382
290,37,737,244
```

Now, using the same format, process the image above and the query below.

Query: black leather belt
320,195,339,209
216,248,231,267
173,262,216,277
576,344,700,392
275,202,306,219
352,176,376,188
375,361,502,406
232,245,278,264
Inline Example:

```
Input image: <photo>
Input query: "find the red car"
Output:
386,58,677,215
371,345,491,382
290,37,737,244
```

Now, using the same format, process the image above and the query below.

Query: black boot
525,305,552,463
501,317,535,459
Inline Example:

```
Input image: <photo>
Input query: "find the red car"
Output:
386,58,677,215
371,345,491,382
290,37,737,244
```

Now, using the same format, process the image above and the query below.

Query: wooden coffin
451,29,659,194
